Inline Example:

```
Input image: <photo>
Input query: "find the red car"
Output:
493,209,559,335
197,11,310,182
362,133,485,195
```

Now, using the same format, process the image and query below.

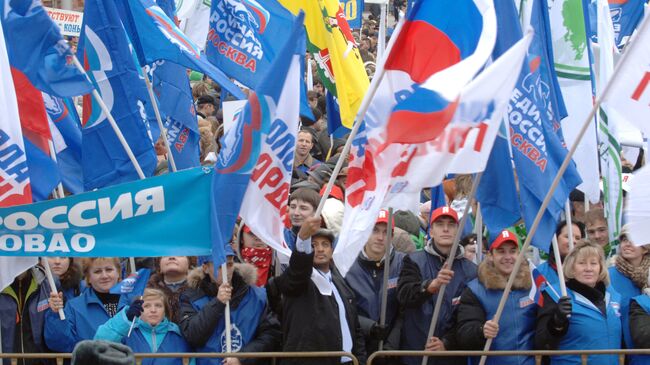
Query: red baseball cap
429,206,459,225
376,209,390,225
490,230,519,251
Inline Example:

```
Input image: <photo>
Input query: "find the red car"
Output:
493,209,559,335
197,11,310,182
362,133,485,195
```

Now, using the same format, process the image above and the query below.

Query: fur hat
71,340,135,365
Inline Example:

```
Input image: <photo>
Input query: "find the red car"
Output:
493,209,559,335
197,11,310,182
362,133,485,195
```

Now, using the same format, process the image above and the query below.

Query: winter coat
607,266,641,350
0,266,55,365
147,273,190,324
44,287,127,353
95,306,193,365
397,244,477,365
456,260,536,365
628,294,650,365
179,264,280,365
266,250,367,365
535,279,622,365
345,249,405,355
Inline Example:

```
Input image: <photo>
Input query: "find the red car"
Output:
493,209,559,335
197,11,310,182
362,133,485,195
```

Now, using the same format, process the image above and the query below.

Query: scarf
615,254,650,289
241,247,273,286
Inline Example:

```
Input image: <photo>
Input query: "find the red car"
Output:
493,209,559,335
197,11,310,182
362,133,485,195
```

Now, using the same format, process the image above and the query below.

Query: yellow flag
280,0,369,128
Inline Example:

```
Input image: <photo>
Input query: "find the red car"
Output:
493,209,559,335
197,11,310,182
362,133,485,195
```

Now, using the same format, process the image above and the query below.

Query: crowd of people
3,5,650,365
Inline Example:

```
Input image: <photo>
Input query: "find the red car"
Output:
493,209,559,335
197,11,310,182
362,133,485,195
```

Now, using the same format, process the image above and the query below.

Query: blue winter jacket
44,288,127,353
0,267,54,365
550,286,622,365
608,266,641,349
398,245,477,365
95,306,194,365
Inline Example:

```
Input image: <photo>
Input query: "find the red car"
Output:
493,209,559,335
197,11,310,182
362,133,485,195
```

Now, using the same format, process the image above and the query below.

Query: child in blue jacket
95,288,193,365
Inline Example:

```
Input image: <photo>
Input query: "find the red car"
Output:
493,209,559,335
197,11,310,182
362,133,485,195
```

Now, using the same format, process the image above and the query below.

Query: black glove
126,299,144,321
552,296,572,328
369,322,390,341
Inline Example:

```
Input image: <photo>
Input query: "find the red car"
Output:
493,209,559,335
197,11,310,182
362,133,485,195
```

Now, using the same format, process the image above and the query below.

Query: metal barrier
367,349,650,365
0,351,358,365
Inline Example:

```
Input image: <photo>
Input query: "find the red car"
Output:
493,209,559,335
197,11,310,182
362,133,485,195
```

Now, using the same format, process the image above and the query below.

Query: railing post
581,354,589,365
535,355,542,365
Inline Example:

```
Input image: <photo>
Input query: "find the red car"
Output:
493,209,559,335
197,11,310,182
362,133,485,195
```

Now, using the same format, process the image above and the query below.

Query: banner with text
0,167,213,257
45,7,83,37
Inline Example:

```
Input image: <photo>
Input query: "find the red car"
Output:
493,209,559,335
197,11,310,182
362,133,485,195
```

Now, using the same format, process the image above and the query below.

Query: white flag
603,16,650,136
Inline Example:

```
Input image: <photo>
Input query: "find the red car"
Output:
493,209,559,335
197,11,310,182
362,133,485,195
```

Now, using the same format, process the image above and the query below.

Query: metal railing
367,349,650,365
0,351,358,365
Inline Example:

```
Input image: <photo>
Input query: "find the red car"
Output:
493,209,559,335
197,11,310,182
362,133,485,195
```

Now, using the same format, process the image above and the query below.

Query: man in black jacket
268,216,367,365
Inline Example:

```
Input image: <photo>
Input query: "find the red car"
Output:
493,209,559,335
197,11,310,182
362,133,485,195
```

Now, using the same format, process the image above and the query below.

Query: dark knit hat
393,210,422,237
71,340,135,365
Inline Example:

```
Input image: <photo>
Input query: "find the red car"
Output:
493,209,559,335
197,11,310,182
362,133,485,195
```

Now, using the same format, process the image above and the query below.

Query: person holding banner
44,258,126,353
95,288,192,365
345,209,406,356
535,241,622,365
179,253,279,365
397,207,477,365
607,226,650,364
455,230,536,365
267,216,367,365
44,257,86,303
0,266,56,365
536,221,585,287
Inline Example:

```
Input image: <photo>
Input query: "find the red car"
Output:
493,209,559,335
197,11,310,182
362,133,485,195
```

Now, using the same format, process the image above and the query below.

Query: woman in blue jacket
455,230,536,365
44,257,126,353
607,225,649,364
95,288,193,365
535,241,622,365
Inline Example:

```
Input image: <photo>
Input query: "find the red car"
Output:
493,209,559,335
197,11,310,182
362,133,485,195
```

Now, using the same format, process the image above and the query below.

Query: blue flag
116,0,245,100
23,138,59,201
326,92,351,138
492,0,581,251
110,268,151,296
0,0,92,97
587,0,645,47
78,0,158,191
43,94,84,194
210,12,306,269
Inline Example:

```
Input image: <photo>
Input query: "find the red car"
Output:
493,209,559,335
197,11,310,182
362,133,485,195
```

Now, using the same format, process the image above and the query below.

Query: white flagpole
551,236,568,296
565,201,575,251
141,67,177,172
70,56,145,180
475,203,483,264
41,258,65,320
478,15,650,365
47,140,66,198
315,16,406,217
378,1,387,60
221,262,232,353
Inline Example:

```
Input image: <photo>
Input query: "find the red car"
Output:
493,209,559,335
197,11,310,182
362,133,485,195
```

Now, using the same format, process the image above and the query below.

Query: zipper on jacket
152,330,157,352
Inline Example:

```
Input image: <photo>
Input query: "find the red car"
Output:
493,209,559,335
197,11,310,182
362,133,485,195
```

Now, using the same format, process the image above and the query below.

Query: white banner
45,7,83,37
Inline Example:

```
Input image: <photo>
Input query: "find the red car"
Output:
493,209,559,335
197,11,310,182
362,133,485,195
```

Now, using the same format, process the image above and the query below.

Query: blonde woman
535,242,622,365
45,258,126,353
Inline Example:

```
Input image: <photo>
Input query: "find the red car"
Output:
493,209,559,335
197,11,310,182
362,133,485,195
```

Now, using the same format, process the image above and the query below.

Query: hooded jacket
179,263,280,365
345,248,405,355
266,250,367,365
95,307,192,365
397,243,477,365
0,266,55,365
456,260,536,365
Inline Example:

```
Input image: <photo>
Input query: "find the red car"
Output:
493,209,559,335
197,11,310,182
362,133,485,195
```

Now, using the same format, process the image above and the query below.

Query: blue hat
197,244,236,266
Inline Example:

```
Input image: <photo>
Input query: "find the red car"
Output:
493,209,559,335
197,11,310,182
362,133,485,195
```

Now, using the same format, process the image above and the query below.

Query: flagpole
475,203,483,264
477,15,650,365
70,56,146,180
141,67,177,172
378,207,394,351
315,16,406,217
378,1,387,60
41,258,66,320
551,235,568,296
565,201,575,251
421,172,482,365
221,262,232,353
47,140,66,198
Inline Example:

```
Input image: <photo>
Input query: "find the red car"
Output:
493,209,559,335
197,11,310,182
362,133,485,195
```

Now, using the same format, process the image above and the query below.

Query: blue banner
0,167,213,257
111,268,151,296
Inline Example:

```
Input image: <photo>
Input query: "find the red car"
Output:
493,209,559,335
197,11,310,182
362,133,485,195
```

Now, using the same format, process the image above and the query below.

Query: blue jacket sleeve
44,305,78,353
94,307,131,343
